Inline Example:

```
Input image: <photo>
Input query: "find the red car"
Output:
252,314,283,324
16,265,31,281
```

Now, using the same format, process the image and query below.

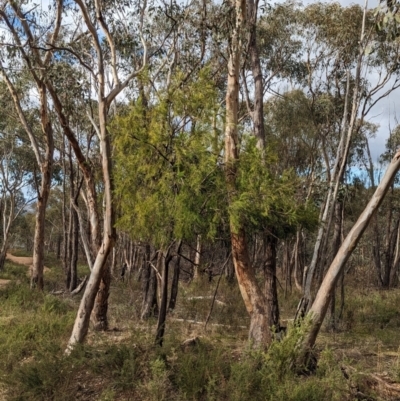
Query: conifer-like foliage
114,68,317,246
230,137,318,237
113,69,226,246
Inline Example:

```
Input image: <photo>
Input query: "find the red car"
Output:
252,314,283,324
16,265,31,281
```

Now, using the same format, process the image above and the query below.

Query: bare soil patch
6,253,34,266
5,253,50,276
0,279,10,288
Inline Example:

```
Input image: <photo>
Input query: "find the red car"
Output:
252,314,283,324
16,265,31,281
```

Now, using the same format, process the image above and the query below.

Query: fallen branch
187,296,227,306
50,290,65,295
70,276,88,296
149,262,162,281
171,318,247,329
342,364,400,399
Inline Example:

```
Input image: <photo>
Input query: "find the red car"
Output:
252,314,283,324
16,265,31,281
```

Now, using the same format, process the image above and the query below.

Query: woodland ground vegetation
2,0,400,399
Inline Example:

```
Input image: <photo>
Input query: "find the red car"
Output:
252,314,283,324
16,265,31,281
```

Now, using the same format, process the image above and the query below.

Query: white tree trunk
299,149,400,362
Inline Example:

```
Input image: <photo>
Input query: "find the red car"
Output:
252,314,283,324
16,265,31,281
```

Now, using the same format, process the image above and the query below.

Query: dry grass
2,256,400,400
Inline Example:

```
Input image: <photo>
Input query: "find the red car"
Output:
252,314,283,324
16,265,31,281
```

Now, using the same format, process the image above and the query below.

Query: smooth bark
31,85,54,290
299,149,400,363
66,237,113,352
247,0,265,152
193,234,201,280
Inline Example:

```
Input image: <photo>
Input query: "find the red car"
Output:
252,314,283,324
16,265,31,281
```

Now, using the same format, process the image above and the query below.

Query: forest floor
0,279,10,288
0,254,24,288
5,252,51,274
0,253,51,289
1,254,400,400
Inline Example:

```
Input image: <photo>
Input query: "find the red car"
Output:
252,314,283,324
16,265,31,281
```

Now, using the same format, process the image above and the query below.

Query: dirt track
6,253,35,266
0,254,50,287
0,279,10,288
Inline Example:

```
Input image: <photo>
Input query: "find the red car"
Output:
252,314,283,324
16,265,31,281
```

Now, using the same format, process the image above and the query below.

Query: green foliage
0,261,29,281
140,357,172,401
375,0,400,40
171,342,229,399
113,68,226,246
0,284,75,385
342,289,400,334
114,70,318,246
229,137,318,237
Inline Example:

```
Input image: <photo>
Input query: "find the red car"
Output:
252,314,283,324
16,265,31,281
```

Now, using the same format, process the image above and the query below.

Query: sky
7,0,397,167
347,0,398,165
311,0,397,164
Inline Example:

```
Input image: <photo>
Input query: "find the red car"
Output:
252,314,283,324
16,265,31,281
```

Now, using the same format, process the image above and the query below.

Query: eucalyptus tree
0,138,33,270
0,3,61,289
298,149,400,365
276,2,400,305
0,0,152,345
290,0,400,363
222,0,278,347
368,126,400,288
61,0,151,349
0,0,98,297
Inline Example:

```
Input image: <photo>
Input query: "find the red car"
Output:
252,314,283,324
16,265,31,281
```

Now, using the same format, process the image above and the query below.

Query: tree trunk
69,207,79,292
193,234,201,280
383,218,399,288
31,85,54,290
66,200,73,289
91,261,111,331
56,235,61,260
389,222,400,287
233,229,271,346
0,191,17,272
247,0,265,152
62,135,69,284
0,248,6,272
66,237,113,352
66,104,116,351
298,150,400,365
326,200,343,331
31,172,51,290
372,215,384,286
224,0,271,348
90,100,114,331
293,230,303,292
168,240,182,312
141,246,159,320
225,244,235,283
264,233,279,327
155,249,173,346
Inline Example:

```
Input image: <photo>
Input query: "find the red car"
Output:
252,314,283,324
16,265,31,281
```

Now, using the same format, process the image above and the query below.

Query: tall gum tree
224,0,271,347
0,2,61,289
298,149,400,365
66,0,148,349
0,136,32,271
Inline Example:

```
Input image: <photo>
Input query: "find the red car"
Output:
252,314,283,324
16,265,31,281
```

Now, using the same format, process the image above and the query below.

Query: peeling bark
224,0,271,347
